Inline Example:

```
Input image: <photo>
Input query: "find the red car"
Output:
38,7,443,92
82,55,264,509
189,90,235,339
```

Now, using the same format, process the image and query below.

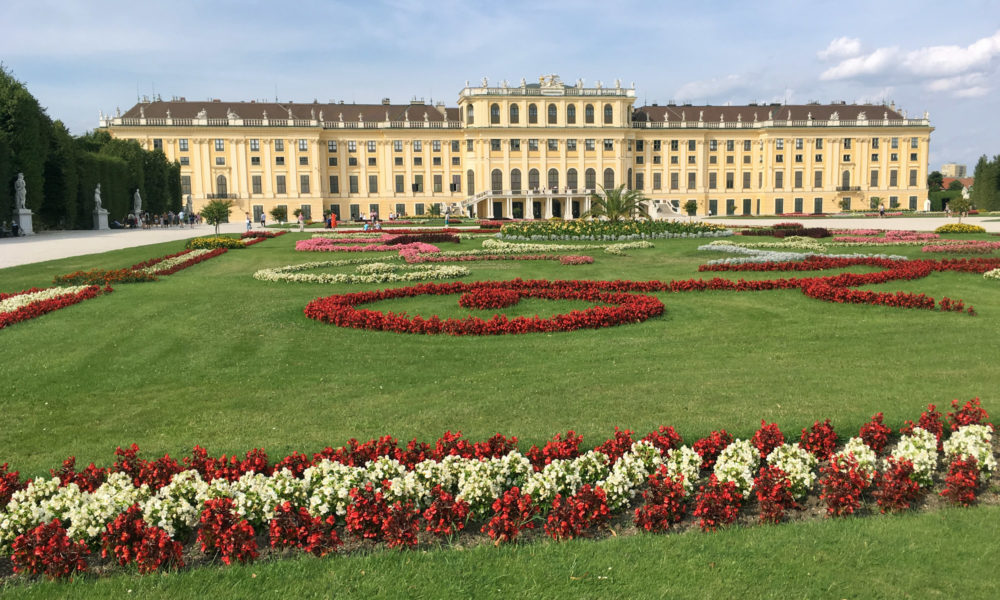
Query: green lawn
1,231,998,597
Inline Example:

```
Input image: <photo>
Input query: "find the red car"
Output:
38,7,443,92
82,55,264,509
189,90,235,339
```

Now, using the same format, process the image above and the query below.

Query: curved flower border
0,285,106,330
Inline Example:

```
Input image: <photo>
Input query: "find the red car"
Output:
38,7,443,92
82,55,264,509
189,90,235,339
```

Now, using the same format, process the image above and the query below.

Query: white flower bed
713,439,760,498
254,260,468,284
943,425,996,474
663,446,702,493
597,441,662,511
0,286,90,314
765,443,818,499
698,241,908,265
135,250,215,274
984,268,1000,281
523,451,610,507
890,428,939,487
480,239,654,255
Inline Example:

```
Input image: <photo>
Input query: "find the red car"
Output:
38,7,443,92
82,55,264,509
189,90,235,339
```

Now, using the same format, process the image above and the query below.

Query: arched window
466,169,475,195
603,168,615,189
511,169,522,193
585,168,596,190
841,170,850,189
490,103,500,125
547,168,559,190
491,169,503,193
528,168,540,190
466,105,474,125
585,104,595,124
603,104,613,124
627,168,633,190
528,104,538,124
547,103,557,124
509,104,519,124
216,175,228,196
567,168,578,190
567,104,576,124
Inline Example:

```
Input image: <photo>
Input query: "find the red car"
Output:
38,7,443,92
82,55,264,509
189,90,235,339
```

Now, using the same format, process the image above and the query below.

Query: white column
525,197,533,219
505,197,512,218
544,197,552,219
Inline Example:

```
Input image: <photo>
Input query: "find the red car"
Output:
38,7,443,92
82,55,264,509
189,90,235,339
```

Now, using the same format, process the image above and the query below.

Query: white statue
319,110,324,121
288,107,294,119
481,76,488,87
133,189,142,214
196,108,207,119
519,77,526,87
94,183,103,211
14,173,26,209
227,108,239,120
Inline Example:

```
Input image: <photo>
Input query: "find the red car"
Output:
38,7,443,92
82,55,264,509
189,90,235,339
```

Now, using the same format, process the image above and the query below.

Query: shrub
859,413,893,454
934,223,986,234
269,502,342,557
754,465,798,524
345,483,388,540
198,498,258,565
482,487,538,544
423,485,470,538
751,421,785,458
940,457,981,506
947,397,991,431
381,500,421,549
693,430,734,470
544,484,611,541
819,456,870,517
641,425,684,456
693,475,742,531
799,419,838,460
185,236,245,250
900,404,945,451
11,519,90,579
634,467,688,533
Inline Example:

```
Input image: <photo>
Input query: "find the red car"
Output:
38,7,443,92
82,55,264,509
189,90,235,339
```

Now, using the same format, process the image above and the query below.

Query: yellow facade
101,75,933,219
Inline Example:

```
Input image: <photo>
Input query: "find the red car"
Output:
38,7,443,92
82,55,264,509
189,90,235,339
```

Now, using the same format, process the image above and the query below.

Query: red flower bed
304,279,665,336
11,520,90,580
241,230,287,239
544,484,610,540
0,285,106,330
693,475,742,531
755,466,798,524
459,288,521,310
940,457,981,506
634,468,688,532
482,487,538,544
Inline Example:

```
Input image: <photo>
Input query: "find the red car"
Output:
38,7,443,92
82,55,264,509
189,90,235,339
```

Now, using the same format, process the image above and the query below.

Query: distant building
100,75,933,219
942,177,974,199
941,163,966,178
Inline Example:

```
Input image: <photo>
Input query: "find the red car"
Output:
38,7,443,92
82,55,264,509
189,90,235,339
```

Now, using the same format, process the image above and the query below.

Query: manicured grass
1,231,998,595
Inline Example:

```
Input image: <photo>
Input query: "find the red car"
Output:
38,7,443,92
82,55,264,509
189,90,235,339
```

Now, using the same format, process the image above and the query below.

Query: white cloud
955,86,989,98
820,47,900,80
902,31,1000,77
926,72,986,92
818,37,862,60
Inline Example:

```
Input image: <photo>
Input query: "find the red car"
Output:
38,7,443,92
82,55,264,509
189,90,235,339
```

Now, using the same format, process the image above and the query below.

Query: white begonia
832,437,880,477
766,443,818,499
943,425,996,474
456,452,532,516
301,460,366,518
663,446,702,493
364,456,408,485
713,439,760,498
64,472,150,542
0,477,65,553
522,451,610,508
984,268,1000,281
598,441,663,511
228,470,304,525
890,428,939,487
141,469,210,538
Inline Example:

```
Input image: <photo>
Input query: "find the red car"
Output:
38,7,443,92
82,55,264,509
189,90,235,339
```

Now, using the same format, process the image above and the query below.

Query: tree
927,171,943,192
270,205,287,223
582,185,650,221
949,196,971,222
947,179,965,192
838,198,851,212
683,199,698,219
42,121,78,228
970,154,1000,212
201,199,234,234
869,196,882,211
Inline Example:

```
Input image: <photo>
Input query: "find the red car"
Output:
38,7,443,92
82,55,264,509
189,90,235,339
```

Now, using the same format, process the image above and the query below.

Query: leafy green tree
683,199,698,218
947,179,965,192
970,155,1000,211
270,205,287,223
201,199,234,234
0,132,11,224
41,121,78,228
927,171,943,192
0,66,52,218
949,196,971,222
869,196,882,211
583,185,650,221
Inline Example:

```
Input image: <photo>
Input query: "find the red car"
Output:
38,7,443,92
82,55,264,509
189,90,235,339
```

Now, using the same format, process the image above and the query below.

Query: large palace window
528,104,538,124
547,103,557,124
585,104,594,124
567,104,576,124
603,104,613,124
466,105,474,125
510,104,519,124
603,168,614,189
490,103,500,124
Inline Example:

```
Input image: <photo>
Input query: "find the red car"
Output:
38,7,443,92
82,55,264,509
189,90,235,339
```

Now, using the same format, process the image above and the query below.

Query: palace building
100,75,933,220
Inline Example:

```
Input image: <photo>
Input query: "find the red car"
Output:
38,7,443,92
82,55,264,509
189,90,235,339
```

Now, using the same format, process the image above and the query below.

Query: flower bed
131,249,228,275
296,239,441,253
500,219,728,240
922,241,1000,254
53,269,158,286
241,231,287,239
255,261,469,284
185,236,246,250
0,399,993,579
304,280,666,335
0,285,105,331
985,269,1000,281
935,223,986,234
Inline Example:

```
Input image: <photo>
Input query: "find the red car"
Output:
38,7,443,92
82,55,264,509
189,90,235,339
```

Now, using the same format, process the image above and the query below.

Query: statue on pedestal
14,173,26,209
94,183,103,211
93,183,109,230
133,189,142,214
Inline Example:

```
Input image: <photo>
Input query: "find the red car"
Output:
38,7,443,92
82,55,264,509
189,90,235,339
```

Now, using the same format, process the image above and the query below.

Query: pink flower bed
295,238,440,254
922,241,1000,254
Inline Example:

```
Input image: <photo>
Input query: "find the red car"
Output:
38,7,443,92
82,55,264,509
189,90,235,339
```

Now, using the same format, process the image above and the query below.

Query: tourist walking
245,212,252,231
260,212,266,229
298,212,305,232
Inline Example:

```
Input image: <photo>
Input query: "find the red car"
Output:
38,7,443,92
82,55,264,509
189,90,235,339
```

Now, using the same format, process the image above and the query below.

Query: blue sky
2,0,998,170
